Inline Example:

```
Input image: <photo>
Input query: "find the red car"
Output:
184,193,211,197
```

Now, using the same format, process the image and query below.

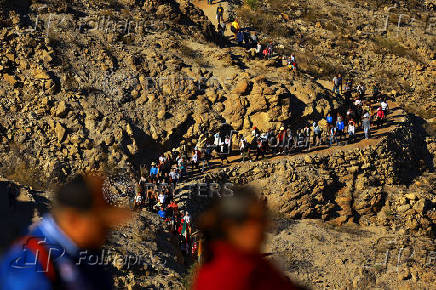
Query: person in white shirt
354,99,362,106
191,150,199,171
214,133,220,146
381,100,389,115
169,168,178,184
183,212,191,224
219,138,225,153
239,135,246,151
158,193,165,204
134,193,143,209
348,120,356,143
224,136,231,151
256,43,261,55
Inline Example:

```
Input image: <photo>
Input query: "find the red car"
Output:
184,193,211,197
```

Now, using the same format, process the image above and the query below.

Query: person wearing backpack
326,113,334,126
374,107,385,128
216,4,224,24
236,30,244,46
329,125,337,146
362,111,371,139
380,99,389,116
267,43,273,59
0,174,131,290
313,122,322,146
336,118,345,142
332,74,342,95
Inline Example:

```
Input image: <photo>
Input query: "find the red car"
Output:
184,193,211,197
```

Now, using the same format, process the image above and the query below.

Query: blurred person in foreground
193,186,305,290
0,174,131,290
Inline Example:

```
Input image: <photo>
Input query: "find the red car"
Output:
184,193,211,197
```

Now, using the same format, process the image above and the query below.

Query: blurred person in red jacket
193,186,306,290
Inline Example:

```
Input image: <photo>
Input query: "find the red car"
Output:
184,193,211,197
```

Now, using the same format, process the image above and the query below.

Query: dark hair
198,185,265,263
54,174,94,211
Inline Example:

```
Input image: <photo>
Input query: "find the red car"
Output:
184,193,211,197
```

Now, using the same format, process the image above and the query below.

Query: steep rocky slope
235,0,436,131
0,0,359,187
0,0,435,289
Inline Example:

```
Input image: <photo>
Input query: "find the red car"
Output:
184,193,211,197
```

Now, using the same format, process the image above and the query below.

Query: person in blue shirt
149,162,159,181
0,174,131,290
326,113,333,126
336,119,345,142
158,207,166,219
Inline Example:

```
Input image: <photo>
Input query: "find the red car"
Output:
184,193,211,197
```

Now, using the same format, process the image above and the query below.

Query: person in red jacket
193,186,305,290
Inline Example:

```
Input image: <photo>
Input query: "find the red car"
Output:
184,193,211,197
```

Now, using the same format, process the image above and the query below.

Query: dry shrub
372,36,422,63
298,52,343,79
237,7,291,38
1,144,47,190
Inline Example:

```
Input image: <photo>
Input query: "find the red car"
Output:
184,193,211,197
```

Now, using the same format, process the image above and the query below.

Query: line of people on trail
129,72,390,256
131,152,198,259
235,93,389,160
216,16,299,77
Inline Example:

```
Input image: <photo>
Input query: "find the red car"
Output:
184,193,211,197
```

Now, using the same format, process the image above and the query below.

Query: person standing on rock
332,73,342,95
0,174,131,290
216,4,224,25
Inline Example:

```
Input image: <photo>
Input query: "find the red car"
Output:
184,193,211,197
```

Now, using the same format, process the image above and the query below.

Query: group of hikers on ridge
132,153,195,260
0,1,395,289
215,13,298,75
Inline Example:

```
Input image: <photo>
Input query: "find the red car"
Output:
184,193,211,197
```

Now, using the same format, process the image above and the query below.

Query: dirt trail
192,0,233,37
204,99,406,169
189,0,406,173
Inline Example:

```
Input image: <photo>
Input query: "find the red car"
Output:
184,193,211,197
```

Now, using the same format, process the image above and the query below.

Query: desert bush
297,52,343,79
373,36,422,63
237,7,291,38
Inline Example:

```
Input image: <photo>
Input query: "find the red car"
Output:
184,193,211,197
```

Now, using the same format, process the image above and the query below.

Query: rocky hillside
0,0,435,289
235,0,436,131
0,0,361,188
202,114,436,238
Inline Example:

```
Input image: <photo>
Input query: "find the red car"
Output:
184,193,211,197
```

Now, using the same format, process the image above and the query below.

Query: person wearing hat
0,174,131,290
150,162,159,182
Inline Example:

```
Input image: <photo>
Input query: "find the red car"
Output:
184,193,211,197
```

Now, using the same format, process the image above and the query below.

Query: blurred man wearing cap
0,174,131,290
